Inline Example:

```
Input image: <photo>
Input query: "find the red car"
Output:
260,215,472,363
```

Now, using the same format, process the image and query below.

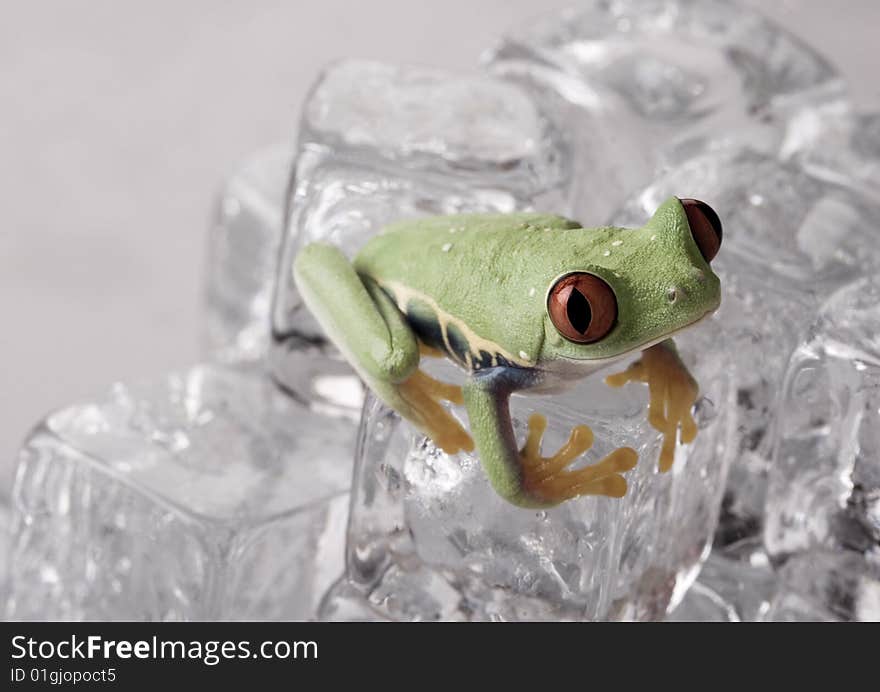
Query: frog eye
679,198,722,263
547,273,617,344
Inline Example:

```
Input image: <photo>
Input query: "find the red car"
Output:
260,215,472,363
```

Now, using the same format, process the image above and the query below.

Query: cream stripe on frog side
379,279,533,369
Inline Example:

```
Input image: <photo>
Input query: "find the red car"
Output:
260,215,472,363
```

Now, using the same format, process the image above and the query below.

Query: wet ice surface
765,551,880,622
4,364,353,620
669,537,776,621
203,147,293,363
782,101,880,201
763,279,880,621
614,148,880,555
303,60,568,197
270,59,573,412
329,319,735,621
486,0,842,221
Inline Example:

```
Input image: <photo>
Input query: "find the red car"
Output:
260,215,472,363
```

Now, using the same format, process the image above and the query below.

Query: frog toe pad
520,413,638,505
398,369,474,455
606,342,699,472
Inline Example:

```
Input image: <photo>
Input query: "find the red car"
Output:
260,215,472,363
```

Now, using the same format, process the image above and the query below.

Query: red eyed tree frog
294,196,722,508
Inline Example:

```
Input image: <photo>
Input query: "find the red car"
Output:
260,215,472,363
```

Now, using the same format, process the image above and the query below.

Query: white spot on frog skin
749,194,765,206
603,250,611,257
611,239,623,246
519,350,529,361
441,243,453,252
528,287,536,297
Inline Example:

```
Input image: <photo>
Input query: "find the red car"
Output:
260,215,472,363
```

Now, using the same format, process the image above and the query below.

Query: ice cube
338,318,735,621
782,101,880,201
301,60,569,199
764,551,880,622
485,0,843,221
202,147,293,362
615,148,880,549
765,278,880,560
666,581,738,622
4,364,353,621
669,537,778,621
269,60,573,412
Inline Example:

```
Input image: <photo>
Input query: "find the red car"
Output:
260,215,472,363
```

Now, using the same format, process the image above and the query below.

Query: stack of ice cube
5,0,879,620
5,364,352,620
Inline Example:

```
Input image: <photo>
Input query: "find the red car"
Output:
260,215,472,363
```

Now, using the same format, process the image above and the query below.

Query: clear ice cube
269,60,573,412
302,60,568,198
666,581,738,622
782,101,880,201
765,278,880,561
202,147,293,362
614,148,880,550
764,551,880,622
4,364,353,621
337,318,735,621
670,538,776,621
485,0,843,221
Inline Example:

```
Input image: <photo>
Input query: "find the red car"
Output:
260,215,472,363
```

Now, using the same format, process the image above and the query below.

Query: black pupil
567,288,592,334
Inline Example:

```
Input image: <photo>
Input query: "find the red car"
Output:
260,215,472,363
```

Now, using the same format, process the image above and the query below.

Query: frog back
352,213,608,369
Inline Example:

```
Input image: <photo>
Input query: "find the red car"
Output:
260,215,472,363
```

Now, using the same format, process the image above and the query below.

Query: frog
293,196,722,508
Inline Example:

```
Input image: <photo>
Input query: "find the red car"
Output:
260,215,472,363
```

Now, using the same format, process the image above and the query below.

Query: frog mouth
632,308,716,354
557,306,717,368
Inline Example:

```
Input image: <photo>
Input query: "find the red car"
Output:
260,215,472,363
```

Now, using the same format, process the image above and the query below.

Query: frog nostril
667,286,688,303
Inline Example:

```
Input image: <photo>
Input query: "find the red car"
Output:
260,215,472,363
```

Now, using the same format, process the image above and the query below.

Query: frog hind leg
294,242,472,455
605,338,699,472
398,369,474,455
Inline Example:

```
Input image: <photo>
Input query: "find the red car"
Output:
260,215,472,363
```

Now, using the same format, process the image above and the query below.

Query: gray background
2,0,879,489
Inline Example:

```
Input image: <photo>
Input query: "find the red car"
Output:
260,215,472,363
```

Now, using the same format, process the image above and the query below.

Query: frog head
541,196,722,364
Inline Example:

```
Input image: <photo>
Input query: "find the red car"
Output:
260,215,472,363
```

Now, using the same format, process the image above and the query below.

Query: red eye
679,198,722,263
547,273,617,344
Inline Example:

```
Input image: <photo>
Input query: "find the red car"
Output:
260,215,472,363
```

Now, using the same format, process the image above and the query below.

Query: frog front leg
605,338,699,472
294,243,473,454
463,368,638,508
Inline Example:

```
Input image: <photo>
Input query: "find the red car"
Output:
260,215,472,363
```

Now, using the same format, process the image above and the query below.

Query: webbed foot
605,340,699,472
520,413,638,505
398,369,474,455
